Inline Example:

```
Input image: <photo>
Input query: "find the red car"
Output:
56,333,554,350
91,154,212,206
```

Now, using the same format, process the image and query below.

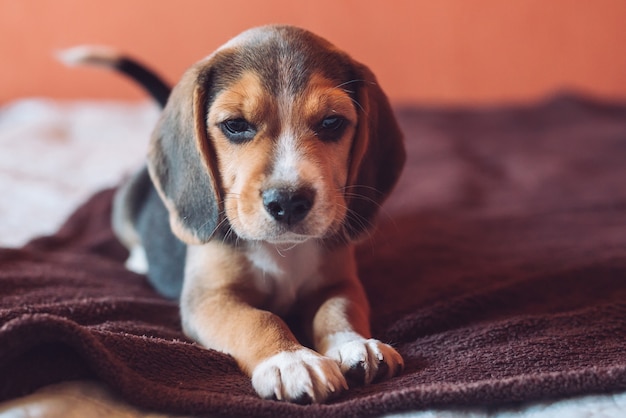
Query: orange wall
2,0,626,105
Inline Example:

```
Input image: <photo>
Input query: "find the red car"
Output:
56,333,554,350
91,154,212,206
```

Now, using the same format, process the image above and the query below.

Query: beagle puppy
64,25,405,403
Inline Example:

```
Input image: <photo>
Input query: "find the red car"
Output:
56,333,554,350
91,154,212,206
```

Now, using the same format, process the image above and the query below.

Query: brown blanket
1,94,626,417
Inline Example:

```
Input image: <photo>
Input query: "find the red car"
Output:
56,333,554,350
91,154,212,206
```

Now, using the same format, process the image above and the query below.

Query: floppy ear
147,62,223,245
344,62,406,239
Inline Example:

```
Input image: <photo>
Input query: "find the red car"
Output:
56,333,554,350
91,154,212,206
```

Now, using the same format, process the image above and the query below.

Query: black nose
262,187,315,225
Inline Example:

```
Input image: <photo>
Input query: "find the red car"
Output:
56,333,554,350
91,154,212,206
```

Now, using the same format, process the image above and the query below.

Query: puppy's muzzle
262,187,315,226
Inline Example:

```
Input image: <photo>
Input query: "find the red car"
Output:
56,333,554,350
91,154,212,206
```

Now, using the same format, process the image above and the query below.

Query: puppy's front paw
324,333,404,387
252,348,348,404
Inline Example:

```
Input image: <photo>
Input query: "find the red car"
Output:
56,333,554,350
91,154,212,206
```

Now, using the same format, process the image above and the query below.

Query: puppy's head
149,25,405,245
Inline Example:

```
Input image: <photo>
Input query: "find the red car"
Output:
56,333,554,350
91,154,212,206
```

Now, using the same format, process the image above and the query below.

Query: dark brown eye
220,118,256,143
321,116,344,130
317,116,347,142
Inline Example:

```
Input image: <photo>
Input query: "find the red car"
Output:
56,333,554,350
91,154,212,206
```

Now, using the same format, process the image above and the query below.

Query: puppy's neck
246,239,322,315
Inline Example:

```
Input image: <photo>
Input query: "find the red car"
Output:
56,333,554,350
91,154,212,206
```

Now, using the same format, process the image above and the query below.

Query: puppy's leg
181,242,347,403
310,245,404,387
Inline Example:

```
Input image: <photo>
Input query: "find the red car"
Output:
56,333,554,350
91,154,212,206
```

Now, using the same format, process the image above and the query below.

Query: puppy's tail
57,46,171,108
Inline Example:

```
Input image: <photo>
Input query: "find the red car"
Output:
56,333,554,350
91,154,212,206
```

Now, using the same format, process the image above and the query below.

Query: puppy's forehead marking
271,126,300,184
208,25,357,100
269,74,358,184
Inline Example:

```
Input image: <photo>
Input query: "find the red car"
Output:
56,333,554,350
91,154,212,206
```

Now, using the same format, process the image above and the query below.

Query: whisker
335,184,399,238
350,97,366,114
344,206,375,235
342,192,382,207
332,79,370,114
342,184,384,194
271,237,310,257
334,79,365,89
198,211,229,240
195,192,239,241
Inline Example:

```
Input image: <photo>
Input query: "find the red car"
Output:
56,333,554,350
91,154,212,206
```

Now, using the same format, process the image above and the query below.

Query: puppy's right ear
148,62,222,245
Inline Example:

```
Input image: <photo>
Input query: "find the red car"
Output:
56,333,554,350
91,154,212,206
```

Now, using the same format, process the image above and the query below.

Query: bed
1,95,625,417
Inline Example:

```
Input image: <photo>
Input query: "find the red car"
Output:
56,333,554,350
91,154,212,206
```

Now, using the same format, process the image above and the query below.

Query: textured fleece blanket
1,94,626,417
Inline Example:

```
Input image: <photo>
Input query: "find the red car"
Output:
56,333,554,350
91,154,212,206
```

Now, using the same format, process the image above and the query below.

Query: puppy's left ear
344,62,406,239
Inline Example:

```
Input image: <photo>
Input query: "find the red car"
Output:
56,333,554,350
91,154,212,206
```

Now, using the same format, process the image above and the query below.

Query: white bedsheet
0,99,623,417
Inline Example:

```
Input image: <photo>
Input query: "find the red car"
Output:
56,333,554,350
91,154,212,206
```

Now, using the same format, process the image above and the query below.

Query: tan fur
182,242,303,374
131,25,405,403
207,72,356,242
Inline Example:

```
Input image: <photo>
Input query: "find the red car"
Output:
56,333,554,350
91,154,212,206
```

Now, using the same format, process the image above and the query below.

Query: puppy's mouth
232,222,320,244
265,231,312,245
259,211,342,244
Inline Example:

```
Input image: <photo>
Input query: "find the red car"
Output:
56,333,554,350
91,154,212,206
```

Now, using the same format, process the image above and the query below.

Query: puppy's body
70,25,405,403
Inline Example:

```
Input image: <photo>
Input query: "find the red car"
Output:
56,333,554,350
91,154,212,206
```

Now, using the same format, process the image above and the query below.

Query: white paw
323,332,404,387
125,245,148,274
251,348,348,403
